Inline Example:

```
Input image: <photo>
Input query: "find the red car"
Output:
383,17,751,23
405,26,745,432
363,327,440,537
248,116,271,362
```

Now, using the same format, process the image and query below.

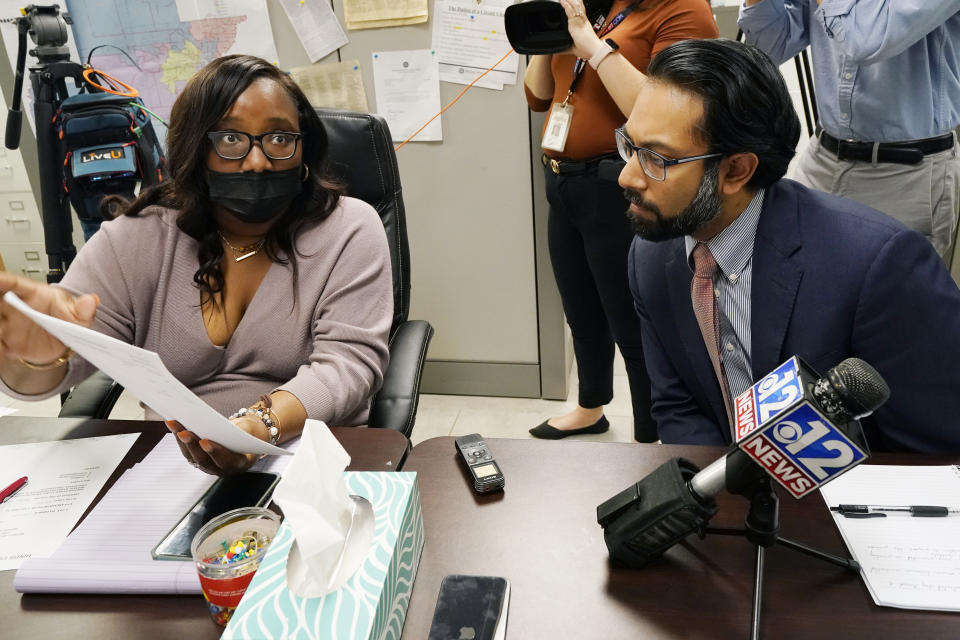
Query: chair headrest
315,108,410,331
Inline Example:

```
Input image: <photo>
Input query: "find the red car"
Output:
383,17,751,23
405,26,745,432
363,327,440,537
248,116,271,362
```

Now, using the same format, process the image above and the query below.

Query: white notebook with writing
13,434,297,594
819,464,960,612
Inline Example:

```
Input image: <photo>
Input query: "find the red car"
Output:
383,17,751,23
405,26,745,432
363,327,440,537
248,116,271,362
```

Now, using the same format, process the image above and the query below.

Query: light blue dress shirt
738,1,960,142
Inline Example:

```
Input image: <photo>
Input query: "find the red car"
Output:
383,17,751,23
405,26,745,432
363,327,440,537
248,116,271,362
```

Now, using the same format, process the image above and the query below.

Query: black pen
831,504,960,518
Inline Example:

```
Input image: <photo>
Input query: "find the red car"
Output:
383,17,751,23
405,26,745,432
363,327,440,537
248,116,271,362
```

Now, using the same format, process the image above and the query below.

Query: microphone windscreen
827,358,890,418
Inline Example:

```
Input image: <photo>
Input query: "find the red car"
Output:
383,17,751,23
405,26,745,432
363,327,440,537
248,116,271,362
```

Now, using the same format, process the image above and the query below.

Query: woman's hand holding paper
165,416,265,475
0,272,99,365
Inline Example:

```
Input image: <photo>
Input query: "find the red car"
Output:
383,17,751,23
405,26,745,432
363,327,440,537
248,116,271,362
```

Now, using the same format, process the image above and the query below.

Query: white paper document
290,59,370,112
175,0,245,21
14,433,299,593
819,465,960,611
432,0,518,90
3,292,288,456
14,435,213,592
343,0,428,30
278,0,348,63
0,433,139,571
372,49,442,142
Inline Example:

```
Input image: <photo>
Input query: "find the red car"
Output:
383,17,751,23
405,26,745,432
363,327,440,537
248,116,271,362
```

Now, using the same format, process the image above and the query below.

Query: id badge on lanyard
542,100,574,152
540,7,632,153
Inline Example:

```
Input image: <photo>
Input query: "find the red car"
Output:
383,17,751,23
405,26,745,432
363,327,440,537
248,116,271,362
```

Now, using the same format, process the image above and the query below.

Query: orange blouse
525,0,718,161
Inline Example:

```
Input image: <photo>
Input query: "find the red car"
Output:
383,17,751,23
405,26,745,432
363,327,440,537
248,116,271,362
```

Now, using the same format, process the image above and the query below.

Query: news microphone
597,357,889,568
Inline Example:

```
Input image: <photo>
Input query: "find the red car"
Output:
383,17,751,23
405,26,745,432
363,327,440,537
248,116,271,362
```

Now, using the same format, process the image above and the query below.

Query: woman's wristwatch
589,38,619,70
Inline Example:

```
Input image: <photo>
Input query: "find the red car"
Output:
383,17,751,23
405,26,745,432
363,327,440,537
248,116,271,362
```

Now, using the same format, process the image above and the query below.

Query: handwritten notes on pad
819,465,960,611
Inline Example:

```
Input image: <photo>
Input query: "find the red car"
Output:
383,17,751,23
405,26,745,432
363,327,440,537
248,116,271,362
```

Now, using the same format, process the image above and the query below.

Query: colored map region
64,0,278,145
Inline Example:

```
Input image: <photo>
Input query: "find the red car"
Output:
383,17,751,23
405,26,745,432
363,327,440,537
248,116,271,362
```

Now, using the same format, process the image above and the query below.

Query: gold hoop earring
301,164,310,182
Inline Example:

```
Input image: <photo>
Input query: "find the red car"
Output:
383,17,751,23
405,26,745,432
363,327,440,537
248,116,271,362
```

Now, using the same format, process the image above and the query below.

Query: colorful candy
201,530,270,565
197,528,275,626
192,508,282,627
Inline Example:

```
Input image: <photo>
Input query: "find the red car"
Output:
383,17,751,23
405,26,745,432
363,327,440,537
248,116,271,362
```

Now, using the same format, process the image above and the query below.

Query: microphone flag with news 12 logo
732,356,868,498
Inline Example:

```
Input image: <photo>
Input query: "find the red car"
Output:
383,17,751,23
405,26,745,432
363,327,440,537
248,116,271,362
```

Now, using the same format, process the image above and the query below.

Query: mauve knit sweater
2,197,393,426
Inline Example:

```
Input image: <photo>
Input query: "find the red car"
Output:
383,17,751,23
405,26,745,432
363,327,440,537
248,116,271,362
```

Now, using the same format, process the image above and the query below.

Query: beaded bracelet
230,394,282,445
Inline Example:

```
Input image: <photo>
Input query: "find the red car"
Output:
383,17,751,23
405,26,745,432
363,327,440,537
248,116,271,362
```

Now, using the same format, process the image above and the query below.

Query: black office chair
59,109,434,438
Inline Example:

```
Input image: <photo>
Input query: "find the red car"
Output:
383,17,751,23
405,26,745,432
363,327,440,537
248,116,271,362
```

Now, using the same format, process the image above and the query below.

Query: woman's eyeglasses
206,130,304,161
615,127,722,181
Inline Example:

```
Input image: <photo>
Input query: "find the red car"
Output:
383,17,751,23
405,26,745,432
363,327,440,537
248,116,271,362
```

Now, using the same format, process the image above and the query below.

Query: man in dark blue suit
621,39,960,453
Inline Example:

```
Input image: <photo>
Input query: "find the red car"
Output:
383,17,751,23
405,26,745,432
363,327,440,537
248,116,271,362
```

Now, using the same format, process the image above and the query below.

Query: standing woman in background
524,0,717,441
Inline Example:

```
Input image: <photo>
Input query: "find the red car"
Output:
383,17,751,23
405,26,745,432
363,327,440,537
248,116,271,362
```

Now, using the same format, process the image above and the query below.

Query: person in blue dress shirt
738,1,960,270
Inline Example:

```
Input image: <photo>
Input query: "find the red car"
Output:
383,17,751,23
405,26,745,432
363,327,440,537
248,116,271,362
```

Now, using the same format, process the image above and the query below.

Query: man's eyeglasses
206,130,304,161
615,127,722,181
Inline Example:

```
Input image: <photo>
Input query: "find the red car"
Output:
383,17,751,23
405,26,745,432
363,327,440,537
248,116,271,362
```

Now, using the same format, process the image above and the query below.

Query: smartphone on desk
428,574,510,640
151,471,280,561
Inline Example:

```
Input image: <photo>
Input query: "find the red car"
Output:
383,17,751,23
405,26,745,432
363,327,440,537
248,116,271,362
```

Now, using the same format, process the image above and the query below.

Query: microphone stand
698,476,859,640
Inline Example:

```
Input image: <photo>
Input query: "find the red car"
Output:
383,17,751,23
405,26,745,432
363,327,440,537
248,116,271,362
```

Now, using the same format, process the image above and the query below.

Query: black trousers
544,164,656,442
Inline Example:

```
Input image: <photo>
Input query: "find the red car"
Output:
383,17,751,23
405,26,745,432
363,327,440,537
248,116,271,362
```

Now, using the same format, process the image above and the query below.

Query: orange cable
394,48,515,152
82,68,139,97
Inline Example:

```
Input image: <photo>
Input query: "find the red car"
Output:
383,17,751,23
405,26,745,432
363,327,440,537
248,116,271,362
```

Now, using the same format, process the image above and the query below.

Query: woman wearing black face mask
0,55,393,475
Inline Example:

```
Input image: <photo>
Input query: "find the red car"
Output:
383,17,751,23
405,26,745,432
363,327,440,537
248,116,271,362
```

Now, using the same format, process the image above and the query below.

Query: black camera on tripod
4,4,165,282
504,0,574,54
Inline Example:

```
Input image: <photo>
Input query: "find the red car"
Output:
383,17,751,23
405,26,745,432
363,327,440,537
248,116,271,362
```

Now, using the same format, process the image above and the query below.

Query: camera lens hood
504,1,573,55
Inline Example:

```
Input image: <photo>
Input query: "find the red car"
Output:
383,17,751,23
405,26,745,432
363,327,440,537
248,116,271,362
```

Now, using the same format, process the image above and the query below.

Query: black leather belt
819,130,955,165
542,153,619,175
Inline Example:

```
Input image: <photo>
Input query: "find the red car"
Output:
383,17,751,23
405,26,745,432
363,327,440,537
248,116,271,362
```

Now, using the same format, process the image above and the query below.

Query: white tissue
271,420,372,597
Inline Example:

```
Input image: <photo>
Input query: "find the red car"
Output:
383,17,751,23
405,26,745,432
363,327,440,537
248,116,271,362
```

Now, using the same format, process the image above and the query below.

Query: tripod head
19,4,72,62
4,4,78,150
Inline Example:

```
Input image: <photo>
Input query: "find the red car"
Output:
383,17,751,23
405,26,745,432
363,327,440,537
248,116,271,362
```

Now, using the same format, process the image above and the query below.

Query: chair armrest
58,370,125,419
369,320,434,438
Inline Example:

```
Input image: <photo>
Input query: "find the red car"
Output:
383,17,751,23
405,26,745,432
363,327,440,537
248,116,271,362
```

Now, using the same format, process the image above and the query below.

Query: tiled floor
0,353,637,447
411,352,635,446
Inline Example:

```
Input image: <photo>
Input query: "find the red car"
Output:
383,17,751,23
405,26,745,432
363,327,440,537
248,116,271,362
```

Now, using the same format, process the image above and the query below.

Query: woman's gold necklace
219,232,265,262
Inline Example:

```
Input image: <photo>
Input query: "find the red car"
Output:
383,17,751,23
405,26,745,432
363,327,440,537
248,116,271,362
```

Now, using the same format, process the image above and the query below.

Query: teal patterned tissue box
223,472,423,640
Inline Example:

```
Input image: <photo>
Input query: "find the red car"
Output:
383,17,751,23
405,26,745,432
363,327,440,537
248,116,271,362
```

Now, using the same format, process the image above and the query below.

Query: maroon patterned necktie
691,242,734,428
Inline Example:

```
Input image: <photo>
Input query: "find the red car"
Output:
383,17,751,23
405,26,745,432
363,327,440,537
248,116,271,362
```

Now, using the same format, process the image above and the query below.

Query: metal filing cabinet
0,105,49,281
0,108,86,281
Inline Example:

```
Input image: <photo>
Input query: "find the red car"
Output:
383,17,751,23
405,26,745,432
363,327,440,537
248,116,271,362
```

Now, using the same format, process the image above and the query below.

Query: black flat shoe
529,416,610,440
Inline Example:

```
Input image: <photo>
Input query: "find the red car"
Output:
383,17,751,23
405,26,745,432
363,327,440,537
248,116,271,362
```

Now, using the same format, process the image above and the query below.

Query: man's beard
625,161,723,242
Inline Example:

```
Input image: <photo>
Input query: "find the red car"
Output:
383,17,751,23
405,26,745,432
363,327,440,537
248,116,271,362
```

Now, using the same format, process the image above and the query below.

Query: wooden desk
0,416,410,640
401,437,960,640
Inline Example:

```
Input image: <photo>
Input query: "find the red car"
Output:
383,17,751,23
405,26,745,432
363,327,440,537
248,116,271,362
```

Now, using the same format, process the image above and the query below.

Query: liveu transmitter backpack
54,92,166,222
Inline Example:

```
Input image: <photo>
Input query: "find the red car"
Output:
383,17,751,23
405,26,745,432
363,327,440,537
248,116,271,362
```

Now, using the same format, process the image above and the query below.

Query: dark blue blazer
628,179,960,453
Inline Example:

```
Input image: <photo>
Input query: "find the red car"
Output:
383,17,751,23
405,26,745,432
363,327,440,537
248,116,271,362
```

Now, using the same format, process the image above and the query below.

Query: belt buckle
550,158,561,174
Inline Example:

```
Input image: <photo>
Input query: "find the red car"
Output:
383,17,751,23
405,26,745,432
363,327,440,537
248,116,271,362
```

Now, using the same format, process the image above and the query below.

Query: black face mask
206,167,303,223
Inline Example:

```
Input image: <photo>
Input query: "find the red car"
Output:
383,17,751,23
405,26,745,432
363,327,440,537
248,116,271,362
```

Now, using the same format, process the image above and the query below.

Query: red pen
0,476,28,503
